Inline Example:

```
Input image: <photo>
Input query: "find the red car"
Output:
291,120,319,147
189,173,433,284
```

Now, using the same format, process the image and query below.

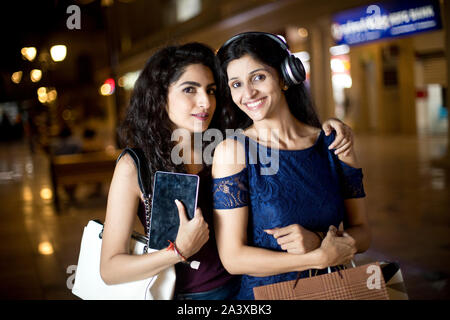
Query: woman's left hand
265,224,321,254
322,118,354,157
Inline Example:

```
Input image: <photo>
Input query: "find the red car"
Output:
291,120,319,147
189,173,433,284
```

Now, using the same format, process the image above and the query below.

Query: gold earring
282,84,289,91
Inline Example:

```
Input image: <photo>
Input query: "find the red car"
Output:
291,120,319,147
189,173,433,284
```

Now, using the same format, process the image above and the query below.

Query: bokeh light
11,71,22,84
40,187,53,200
38,241,54,255
50,45,67,62
21,47,37,61
30,69,42,82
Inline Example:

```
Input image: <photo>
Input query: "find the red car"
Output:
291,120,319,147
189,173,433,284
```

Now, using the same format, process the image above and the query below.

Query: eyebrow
229,68,269,81
178,81,216,87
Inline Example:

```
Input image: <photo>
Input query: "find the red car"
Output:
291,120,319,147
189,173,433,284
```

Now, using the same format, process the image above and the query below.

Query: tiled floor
0,132,449,300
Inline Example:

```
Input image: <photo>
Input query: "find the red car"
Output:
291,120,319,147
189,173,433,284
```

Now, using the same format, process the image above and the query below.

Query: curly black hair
118,42,234,189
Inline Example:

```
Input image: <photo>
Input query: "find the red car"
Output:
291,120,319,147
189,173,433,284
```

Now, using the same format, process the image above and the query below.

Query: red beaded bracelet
166,240,188,263
166,240,200,270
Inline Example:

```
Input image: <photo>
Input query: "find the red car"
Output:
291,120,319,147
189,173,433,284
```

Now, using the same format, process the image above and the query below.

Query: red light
416,90,427,98
104,78,115,91
100,78,116,96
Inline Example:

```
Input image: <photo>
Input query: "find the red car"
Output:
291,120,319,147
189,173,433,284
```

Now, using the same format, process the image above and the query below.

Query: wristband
167,240,188,262
166,240,200,270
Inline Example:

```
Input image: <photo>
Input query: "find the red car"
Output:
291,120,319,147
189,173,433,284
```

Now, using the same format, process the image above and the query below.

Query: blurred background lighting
47,89,57,102
36,87,57,104
50,45,67,62
176,0,201,23
11,71,22,84
118,76,125,87
21,47,37,61
100,84,112,95
297,27,308,39
329,44,350,56
38,95,47,103
30,69,42,82
293,51,310,62
37,87,48,103
332,74,352,88
37,87,47,96
38,241,54,255
105,78,115,89
105,144,116,154
122,70,140,90
62,109,73,121
101,0,114,6
40,187,53,200
331,58,346,73
23,186,33,202
100,78,115,95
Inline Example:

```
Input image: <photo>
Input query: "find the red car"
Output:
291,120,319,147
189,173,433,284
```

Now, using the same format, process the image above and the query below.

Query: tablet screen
149,171,199,249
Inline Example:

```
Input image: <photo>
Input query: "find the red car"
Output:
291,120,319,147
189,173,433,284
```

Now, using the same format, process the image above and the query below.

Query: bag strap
117,148,151,196
117,147,152,253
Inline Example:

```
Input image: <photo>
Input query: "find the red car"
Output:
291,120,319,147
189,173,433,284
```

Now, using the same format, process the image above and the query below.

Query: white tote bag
72,220,176,300
72,148,178,300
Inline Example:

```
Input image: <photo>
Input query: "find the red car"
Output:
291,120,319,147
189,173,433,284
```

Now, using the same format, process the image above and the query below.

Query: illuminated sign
331,0,442,46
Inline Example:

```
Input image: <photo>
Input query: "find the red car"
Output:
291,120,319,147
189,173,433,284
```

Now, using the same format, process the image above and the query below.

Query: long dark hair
217,33,321,129
118,42,232,185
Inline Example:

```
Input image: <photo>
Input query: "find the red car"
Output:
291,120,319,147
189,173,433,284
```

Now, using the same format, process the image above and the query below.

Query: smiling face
226,54,285,122
166,63,217,133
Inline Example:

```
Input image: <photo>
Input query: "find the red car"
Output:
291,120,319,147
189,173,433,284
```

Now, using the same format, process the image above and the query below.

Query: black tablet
148,171,200,250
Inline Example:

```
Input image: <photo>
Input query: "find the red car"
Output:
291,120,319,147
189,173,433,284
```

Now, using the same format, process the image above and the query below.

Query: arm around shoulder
336,141,371,253
337,144,359,168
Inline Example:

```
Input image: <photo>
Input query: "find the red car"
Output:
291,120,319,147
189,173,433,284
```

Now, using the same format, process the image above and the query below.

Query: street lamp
21,47,37,61
11,71,23,84
30,69,42,82
36,87,57,104
50,45,67,62
100,78,115,96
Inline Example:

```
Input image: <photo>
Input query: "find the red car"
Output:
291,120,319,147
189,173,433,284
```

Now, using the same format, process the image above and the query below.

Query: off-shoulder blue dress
212,130,366,300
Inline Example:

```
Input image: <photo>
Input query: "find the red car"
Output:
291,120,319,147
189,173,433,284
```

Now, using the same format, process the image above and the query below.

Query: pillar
309,18,336,123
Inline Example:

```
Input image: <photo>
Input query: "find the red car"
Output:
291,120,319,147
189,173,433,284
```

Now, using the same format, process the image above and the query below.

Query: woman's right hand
174,199,209,259
318,225,356,268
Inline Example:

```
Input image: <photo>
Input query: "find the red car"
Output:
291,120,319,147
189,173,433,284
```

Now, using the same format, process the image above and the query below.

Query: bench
49,149,122,211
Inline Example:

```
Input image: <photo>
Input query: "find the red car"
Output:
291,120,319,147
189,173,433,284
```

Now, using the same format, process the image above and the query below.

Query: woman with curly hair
99,42,242,300
99,41,354,300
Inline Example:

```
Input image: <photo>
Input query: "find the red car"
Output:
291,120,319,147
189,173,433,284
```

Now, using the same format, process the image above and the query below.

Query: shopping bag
72,220,176,300
253,262,389,300
72,148,177,300
380,261,408,300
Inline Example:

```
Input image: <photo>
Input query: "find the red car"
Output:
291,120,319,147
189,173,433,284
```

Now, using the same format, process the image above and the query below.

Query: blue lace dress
212,130,366,300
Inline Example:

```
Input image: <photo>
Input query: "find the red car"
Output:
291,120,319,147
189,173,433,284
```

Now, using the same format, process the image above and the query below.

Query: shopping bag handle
293,229,358,289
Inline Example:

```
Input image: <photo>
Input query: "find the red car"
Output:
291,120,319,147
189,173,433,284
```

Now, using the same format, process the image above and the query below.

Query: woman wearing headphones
212,32,371,299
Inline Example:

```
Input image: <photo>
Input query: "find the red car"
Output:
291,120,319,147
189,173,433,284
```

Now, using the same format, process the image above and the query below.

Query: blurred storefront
3,0,447,151
331,0,447,136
